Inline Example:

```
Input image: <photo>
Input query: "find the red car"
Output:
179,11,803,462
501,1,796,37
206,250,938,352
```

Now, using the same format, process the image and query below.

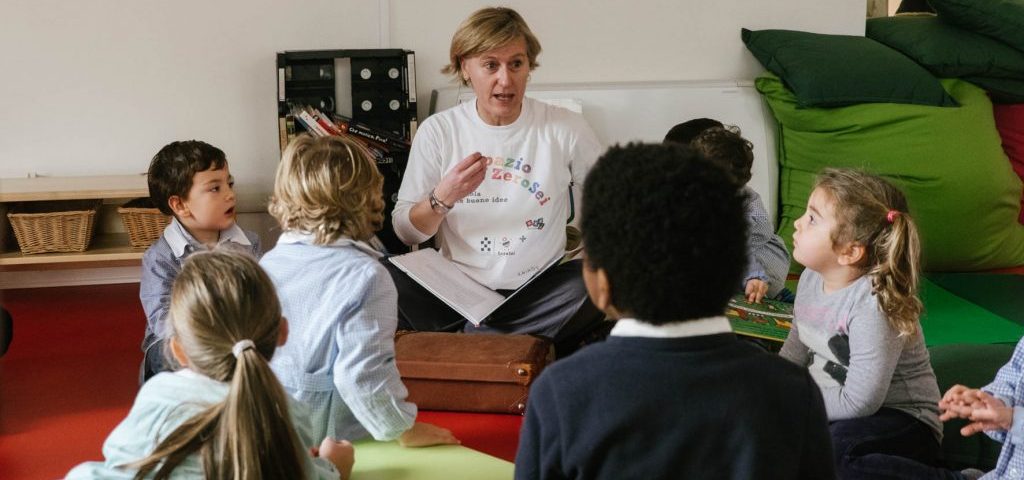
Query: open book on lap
725,294,794,343
388,248,559,326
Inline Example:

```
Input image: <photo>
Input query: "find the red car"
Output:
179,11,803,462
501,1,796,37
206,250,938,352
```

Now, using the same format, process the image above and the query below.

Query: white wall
1,0,864,209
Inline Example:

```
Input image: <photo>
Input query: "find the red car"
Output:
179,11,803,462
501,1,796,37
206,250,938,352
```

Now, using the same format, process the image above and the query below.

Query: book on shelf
334,115,412,151
311,109,343,136
387,248,559,326
293,109,332,137
724,294,793,342
278,116,289,151
278,115,298,151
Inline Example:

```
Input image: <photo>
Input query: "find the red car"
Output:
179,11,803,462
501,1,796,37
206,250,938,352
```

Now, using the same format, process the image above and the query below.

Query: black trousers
382,257,606,352
830,408,962,480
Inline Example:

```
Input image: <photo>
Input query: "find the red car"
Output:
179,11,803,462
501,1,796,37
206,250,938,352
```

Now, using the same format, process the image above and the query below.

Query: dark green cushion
866,16,1024,79
929,343,1015,470
930,0,1024,52
757,73,1024,272
966,76,1024,104
741,28,957,108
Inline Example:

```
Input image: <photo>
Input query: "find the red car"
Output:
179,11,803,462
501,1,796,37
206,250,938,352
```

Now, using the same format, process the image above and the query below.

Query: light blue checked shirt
744,188,790,297
979,339,1024,479
139,218,261,353
263,232,416,442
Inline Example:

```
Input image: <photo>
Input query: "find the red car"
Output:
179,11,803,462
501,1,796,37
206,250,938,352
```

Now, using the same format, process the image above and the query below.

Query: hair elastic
231,339,255,358
886,210,900,224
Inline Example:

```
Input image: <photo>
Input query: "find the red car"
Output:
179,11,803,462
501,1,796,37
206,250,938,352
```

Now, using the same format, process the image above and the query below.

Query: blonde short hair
441,7,542,86
269,134,384,244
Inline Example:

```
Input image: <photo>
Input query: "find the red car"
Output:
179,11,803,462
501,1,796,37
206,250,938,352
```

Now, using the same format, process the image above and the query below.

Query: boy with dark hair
690,125,791,303
514,143,834,480
663,117,723,145
139,140,261,383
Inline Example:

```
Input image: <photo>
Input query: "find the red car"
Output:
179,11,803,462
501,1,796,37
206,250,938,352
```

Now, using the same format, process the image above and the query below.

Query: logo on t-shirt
485,155,551,207
525,217,545,230
479,236,492,253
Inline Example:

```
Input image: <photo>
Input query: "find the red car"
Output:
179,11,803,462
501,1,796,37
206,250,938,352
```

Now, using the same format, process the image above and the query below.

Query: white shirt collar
610,316,733,339
163,217,251,258
276,230,383,258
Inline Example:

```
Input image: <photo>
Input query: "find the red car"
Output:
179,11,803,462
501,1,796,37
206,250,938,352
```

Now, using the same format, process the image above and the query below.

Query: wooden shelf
0,174,152,270
0,233,144,267
0,174,148,202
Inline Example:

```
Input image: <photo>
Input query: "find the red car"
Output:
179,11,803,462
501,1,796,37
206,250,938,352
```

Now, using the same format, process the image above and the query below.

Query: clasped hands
939,384,1014,437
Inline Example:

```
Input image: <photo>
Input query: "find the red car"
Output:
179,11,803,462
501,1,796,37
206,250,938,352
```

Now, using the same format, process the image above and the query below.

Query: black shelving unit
276,49,417,254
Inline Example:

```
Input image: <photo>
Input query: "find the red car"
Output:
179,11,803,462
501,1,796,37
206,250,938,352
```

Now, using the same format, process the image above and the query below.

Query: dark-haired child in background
139,140,262,383
666,119,791,303
514,143,834,480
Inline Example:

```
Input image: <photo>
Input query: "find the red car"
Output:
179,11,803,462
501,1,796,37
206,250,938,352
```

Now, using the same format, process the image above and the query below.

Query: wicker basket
118,198,171,249
7,200,101,254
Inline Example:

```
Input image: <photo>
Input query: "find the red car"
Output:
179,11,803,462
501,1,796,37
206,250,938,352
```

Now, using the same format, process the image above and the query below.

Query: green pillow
866,16,1024,79
929,343,1015,470
757,73,1024,272
929,0,1024,52
741,28,957,108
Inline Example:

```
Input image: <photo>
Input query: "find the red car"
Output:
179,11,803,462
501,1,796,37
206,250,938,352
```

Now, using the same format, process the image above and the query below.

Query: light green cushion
352,441,513,480
866,16,1024,79
757,73,1024,272
930,0,1024,52
742,28,957,108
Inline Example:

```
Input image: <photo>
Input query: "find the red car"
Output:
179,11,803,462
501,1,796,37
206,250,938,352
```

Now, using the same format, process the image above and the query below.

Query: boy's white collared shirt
163,217,251,258
610,316,733,339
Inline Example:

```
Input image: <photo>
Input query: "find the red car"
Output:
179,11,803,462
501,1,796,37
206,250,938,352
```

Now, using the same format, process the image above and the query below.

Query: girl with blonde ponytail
779,168,944,479
66,250,354,480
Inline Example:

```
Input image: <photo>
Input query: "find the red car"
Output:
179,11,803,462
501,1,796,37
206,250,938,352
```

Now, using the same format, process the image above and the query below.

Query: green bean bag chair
757,73,1024,272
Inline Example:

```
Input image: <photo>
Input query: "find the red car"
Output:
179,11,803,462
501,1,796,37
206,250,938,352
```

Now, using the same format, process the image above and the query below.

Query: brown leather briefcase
394,331,555,415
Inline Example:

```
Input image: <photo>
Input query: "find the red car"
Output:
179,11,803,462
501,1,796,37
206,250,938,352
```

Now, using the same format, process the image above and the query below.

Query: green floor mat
920,278,1024,346
352,441,513,480
926,273,1024,326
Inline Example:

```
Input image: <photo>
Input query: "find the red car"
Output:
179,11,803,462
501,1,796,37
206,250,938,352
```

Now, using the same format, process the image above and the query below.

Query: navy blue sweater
515,333,835,480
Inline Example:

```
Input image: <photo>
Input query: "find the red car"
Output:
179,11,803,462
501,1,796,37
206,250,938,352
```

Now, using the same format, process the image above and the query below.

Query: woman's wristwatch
429,189,454,214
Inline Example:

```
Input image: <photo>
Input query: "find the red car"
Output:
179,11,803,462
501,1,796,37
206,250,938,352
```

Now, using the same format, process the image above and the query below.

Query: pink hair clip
886,210,900,224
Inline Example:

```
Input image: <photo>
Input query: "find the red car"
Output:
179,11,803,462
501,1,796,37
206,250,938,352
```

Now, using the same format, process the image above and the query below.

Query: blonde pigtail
868,211,923,336
127,251,310,479
816,168,924,337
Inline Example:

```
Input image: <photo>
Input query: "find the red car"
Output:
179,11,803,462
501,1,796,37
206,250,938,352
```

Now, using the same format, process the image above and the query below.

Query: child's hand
939,385,987,421
939,384,979,420
311,437,354,480
398,421,460,448
960,391,1013,437
745,279,768,303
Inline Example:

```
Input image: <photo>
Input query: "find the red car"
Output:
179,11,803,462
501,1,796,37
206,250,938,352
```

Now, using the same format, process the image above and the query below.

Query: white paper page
388,249,504,325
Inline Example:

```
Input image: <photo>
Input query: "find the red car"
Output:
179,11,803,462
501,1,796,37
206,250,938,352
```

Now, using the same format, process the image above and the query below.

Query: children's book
388,248,559,326
725,294,794,342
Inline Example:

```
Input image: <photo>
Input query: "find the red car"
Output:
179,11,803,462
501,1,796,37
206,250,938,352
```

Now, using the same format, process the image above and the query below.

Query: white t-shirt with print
393,97,602,290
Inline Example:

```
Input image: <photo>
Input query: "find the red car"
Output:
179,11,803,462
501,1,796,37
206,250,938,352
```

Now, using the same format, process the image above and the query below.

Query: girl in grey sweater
780,169,947,479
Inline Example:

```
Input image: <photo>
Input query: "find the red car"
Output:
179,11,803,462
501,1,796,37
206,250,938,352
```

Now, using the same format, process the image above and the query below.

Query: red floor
0,283,521,479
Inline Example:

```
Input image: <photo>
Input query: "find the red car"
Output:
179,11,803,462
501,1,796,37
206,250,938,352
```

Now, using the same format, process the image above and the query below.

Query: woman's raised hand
434,152,488,205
